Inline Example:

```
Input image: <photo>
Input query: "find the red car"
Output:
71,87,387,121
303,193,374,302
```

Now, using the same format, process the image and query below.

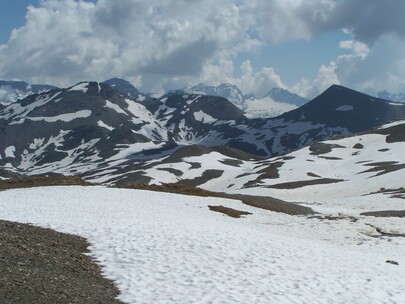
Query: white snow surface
4,145,16,158
105,100,127,115
193,110,217,123
68,82,89,93
27,110,92,122
245,97,297,118
0,186,404,304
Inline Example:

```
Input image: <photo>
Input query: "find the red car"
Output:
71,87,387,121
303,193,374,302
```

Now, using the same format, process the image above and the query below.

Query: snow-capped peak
263,87,308,106
182,83,247,109
377,91,405,103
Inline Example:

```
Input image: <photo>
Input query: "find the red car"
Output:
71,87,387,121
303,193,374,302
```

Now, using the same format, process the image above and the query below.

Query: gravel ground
0,219,123,304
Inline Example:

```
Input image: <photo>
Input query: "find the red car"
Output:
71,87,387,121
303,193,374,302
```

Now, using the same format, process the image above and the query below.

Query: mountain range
181,83,309,118
1,80,405,190
1,78,310,118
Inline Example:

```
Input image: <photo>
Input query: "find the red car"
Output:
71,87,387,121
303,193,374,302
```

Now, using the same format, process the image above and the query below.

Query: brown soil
0,176,91,191
0,220,122,304
353,143,364,149
267,178,344,189
359,162,405,177
363,187,405,199
360,210,405,218
309,143,345,155
208,205,252,218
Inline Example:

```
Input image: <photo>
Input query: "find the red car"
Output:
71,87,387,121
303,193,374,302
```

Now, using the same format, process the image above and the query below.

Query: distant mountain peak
0,80,58,105
263,87,308,106
182,82,246,109
377,90,405,103
103,78,141,99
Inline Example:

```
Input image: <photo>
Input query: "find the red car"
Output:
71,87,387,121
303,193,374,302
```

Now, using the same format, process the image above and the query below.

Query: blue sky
0,1,39,43
0,0,404,98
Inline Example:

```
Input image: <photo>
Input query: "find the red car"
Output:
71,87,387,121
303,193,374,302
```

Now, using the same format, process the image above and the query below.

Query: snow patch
105,100,127,115
4,146,16,158
27,110,92,122
69,83,88,93
97,120,114,131
335,105,354,111
194,110,216,123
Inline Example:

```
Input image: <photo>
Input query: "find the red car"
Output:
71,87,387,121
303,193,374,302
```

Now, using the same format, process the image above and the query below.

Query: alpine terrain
1,79,404,304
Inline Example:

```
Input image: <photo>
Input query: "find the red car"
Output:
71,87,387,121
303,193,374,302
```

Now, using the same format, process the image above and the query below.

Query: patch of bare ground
309,143,345,155
0,220,122,304
361,210,405,218
363,187,405,199
119,183,315,216
307,172,321,178
353,143,364,149
208,205,252,218
178,170,224,187
309,214,358,222
0,176,92,191
359,162,405,177
243,162,284,188
375,123,405,143
267,178,344,189
318,156,343,160
157,167,183,176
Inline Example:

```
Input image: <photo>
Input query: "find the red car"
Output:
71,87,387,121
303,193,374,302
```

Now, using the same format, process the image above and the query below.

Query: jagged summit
103,78,142,100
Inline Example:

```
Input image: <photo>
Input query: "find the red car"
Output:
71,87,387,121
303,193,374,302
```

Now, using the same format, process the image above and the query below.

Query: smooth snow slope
0,186,404,303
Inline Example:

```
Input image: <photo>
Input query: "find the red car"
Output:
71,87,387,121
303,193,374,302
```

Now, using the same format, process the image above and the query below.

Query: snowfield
0,186,404,303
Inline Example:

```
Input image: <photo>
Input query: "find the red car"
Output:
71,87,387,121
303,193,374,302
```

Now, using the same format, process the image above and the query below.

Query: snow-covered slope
244,96,298,118
0,186,403,303
93,121,405,211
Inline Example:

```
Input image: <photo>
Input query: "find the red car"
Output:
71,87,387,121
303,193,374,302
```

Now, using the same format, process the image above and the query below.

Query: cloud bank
0,0,404,96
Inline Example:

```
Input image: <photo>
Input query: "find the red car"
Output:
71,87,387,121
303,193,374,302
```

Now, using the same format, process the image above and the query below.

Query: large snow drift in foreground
0,186,404,303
